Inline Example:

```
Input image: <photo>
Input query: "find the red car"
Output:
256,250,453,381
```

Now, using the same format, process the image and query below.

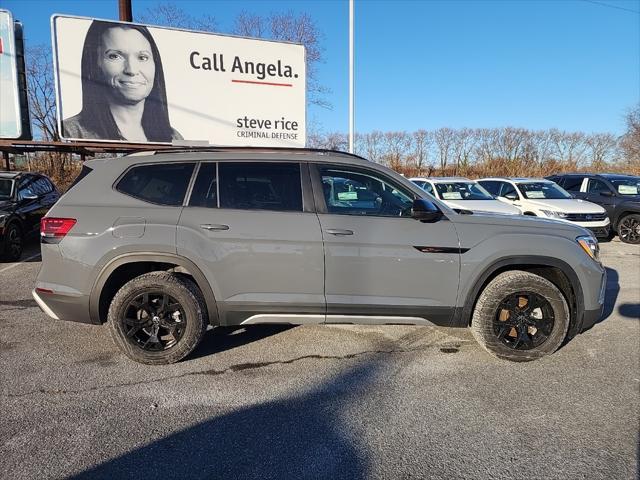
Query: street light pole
349,0,354,154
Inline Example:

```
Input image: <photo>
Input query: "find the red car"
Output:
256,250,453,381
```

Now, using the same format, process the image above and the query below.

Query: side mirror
599,190,613,197
412,198,443,223
504,192,518,201
22,194,38,201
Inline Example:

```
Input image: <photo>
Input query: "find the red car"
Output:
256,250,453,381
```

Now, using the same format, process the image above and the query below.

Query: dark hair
75,20,174,142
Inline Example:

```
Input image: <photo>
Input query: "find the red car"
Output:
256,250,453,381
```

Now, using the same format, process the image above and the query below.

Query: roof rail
131,145,369,162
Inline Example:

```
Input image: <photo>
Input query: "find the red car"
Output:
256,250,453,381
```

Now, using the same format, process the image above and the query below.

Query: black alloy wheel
493,292,555,350
618,214,640,244
4,223,23,261
122,292,187,351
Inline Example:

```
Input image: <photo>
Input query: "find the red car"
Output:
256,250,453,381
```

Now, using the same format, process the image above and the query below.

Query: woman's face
97,27,156,104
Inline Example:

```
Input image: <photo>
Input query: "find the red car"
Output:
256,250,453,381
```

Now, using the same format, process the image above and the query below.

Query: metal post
348,0,355,154
3,151,10,171
119,0,133,22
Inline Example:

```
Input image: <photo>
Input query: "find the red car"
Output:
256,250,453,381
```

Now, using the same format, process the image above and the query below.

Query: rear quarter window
116,163,195,206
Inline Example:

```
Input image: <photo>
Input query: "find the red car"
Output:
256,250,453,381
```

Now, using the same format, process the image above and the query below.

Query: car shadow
618,303,640,320
69,360,381,480
599,267,620,323
188,324,295,360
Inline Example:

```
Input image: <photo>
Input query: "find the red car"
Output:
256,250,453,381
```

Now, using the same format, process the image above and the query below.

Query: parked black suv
0,171,60,260
547,173,640,244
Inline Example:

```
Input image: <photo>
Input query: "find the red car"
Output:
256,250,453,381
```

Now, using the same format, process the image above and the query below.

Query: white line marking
0,253,42,274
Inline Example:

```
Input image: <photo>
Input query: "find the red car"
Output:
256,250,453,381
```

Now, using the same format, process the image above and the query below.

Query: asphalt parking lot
0,238,638,480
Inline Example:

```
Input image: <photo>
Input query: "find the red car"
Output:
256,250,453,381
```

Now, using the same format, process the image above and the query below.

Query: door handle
326,228,354,236
200,224,229,231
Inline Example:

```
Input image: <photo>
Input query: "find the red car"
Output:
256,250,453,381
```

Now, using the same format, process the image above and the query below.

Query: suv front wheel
471,271,569,362
108,272,208,365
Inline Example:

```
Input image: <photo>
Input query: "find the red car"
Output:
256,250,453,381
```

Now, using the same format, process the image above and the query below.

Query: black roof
550,172,639,180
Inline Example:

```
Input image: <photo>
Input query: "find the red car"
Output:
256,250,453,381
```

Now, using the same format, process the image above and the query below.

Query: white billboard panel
52,15,306,146
0,9,22,139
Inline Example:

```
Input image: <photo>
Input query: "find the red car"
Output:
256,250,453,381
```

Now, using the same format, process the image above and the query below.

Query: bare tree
362,131,385,164
139,2,217,31
620,104,640,166
451,128,476,174
550,129,587,168
25,45,58,141
433,127,455,173
233,10,329,109
585,133,619,168
411,129,432,175
382,132,410,170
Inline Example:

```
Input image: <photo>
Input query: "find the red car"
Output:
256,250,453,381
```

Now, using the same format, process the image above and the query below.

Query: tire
471,270,569,362
617,214,640,244
108,272,208,365
2,222,23,261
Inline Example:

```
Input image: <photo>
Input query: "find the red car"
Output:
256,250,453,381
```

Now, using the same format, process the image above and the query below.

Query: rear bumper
32,289,95,324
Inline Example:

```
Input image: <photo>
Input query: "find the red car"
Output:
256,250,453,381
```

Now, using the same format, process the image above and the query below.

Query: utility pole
119,0,133,22
348,0,355,154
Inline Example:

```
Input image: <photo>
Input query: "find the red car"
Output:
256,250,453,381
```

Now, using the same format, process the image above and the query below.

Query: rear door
584,178,617,217
177,161,325,326
311,163,460,325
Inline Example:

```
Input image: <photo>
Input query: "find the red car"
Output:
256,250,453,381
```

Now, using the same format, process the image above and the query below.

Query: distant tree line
309,105,640,178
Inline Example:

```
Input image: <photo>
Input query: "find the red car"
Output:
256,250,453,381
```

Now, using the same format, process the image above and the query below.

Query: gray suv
34,148,606,364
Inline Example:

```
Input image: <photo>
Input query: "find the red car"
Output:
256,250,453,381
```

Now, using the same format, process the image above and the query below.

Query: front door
311,164,460,326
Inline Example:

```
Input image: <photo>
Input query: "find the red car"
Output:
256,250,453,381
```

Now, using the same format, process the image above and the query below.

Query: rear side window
117,163,195,206
562,177,584,192
218,162,302,211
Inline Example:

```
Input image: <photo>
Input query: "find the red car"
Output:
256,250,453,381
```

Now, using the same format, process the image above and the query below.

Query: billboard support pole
119,0,133,22
3,151,10,171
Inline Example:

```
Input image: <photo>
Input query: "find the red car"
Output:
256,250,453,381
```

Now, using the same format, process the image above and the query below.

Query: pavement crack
3,342,473,399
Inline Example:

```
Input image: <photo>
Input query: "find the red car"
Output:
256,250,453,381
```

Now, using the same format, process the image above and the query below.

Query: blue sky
3,0,639,136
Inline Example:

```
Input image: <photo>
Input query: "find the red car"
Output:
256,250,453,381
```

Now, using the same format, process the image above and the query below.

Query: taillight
41,217,77,243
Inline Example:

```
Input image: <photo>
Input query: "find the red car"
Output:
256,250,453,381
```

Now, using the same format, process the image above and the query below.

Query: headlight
577,235,600,261
540,210,568,219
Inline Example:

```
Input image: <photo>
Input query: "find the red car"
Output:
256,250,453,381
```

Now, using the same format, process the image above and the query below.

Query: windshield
434,182,493,200
609,178,640,196
0,179,14,200
517,182,572,200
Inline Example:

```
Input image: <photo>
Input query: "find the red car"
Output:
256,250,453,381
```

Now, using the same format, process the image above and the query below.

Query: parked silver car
34,148,606,364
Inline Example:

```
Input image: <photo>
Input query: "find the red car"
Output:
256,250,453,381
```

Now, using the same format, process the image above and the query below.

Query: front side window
499,182,518,198
189,163,218,208
587,179,611,195
116,163,195,206
434,182,493,200
320,166,414,217
517,182,572,200
609,177,640,196
218,162,302,212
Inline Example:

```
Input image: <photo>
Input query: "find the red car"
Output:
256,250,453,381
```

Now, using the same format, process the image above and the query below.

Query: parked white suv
410,177,520,215
478,178,610,238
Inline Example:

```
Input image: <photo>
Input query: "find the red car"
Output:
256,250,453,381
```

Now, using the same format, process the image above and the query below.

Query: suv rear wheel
108,272,208,365
471,271,569,362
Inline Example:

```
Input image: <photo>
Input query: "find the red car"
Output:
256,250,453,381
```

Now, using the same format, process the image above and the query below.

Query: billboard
0,9,23,139
52,15,306,146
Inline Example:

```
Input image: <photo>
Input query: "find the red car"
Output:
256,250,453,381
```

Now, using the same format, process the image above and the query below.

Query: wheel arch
613,209,640,231
89,253,219,326
458,256,584,338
